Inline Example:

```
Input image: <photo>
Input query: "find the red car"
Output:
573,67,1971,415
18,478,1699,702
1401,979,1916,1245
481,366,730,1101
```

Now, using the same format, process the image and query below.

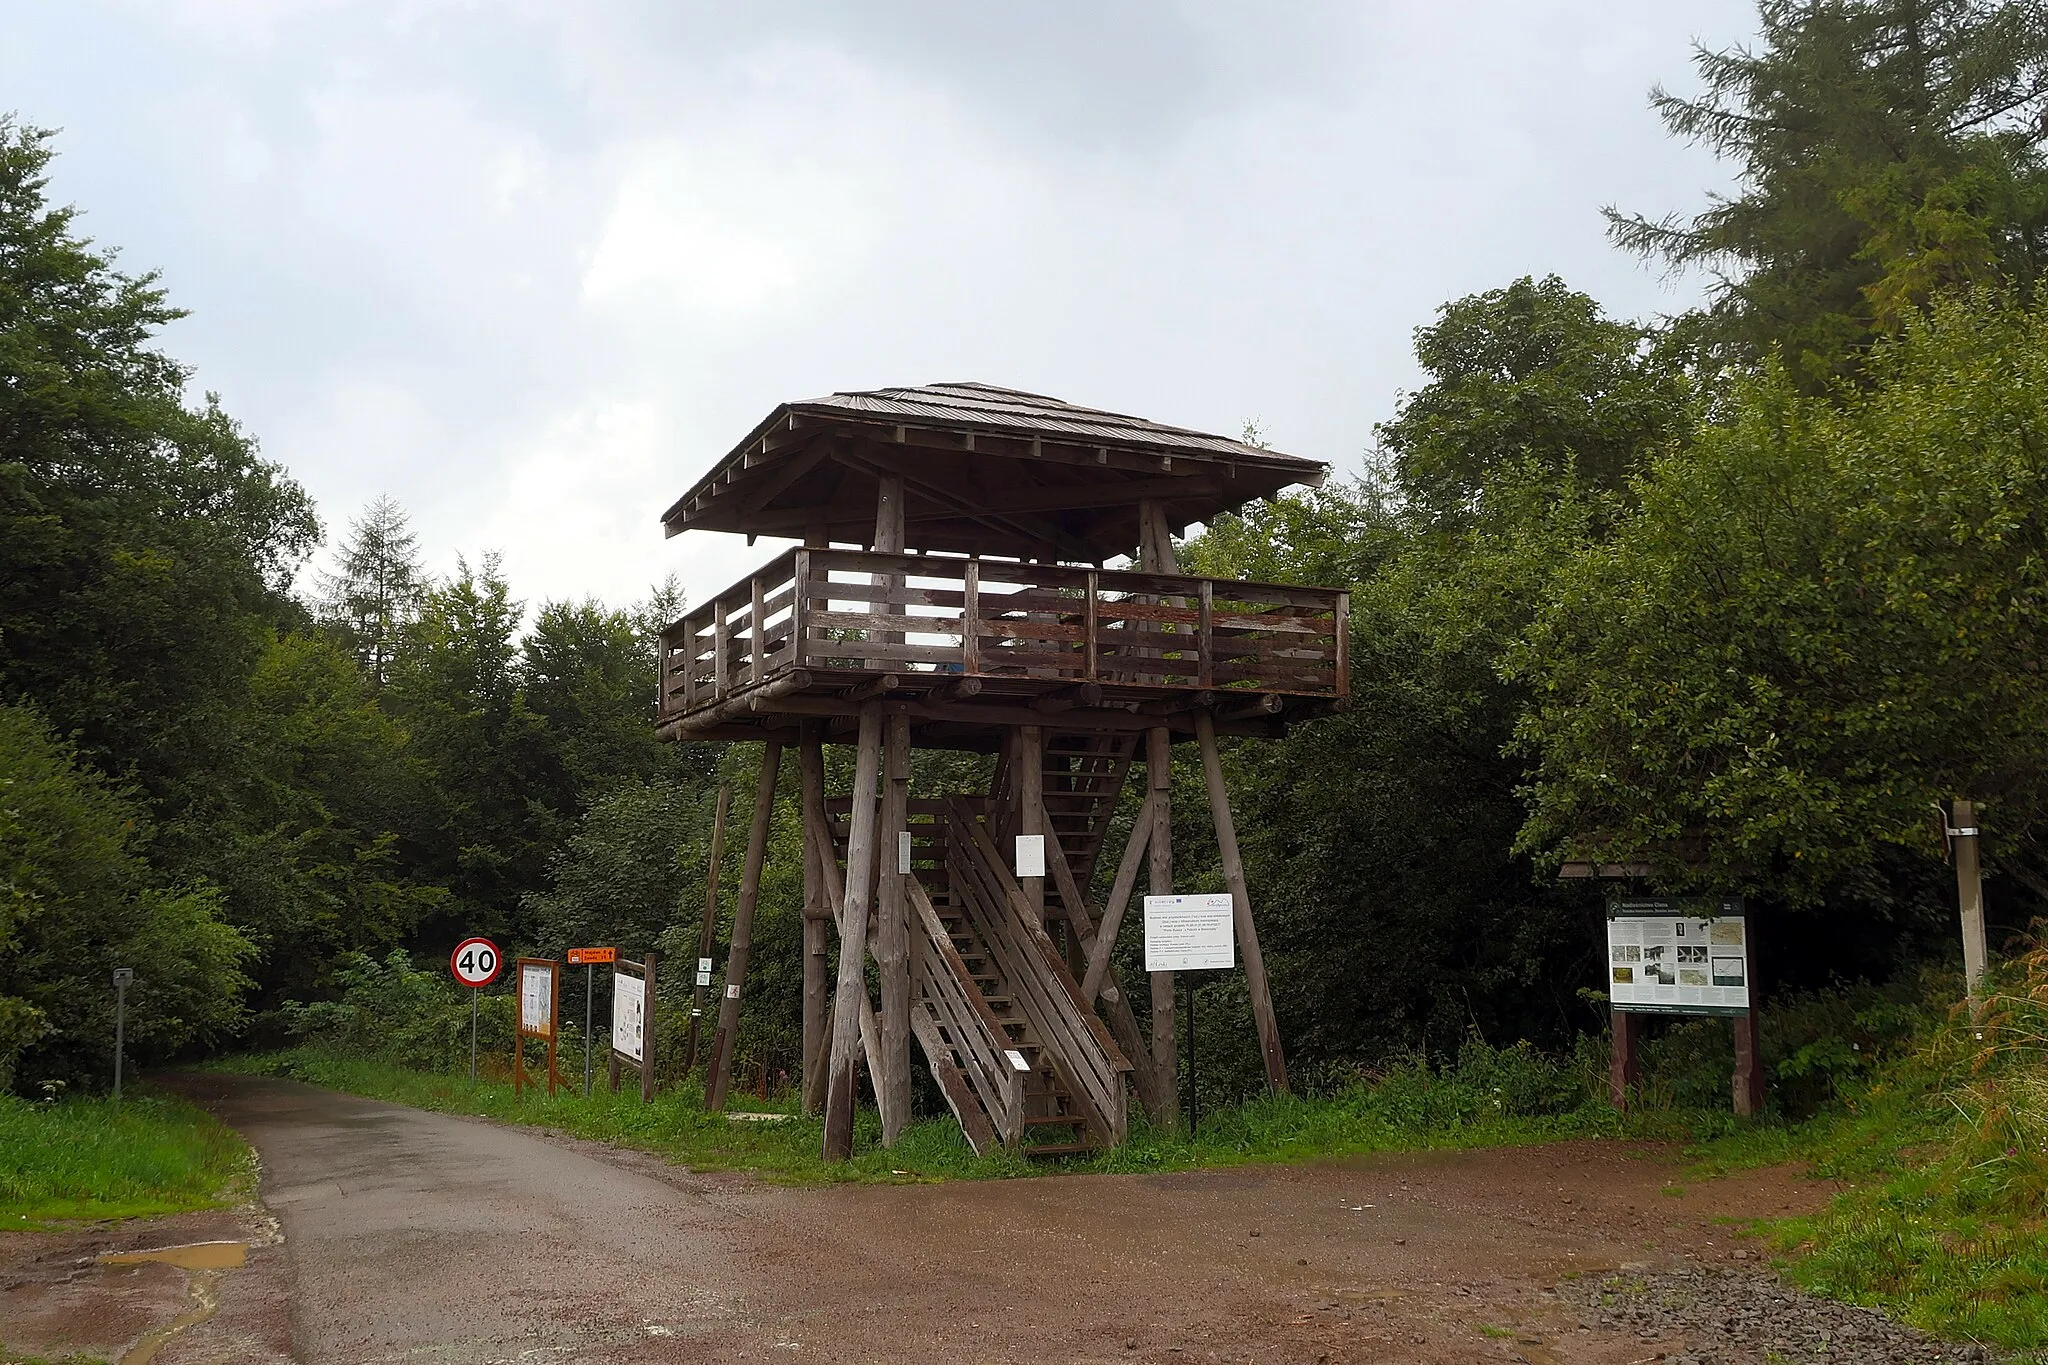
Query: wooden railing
658,548,1349,719
945,798,1130,1148
907,876,1024,1155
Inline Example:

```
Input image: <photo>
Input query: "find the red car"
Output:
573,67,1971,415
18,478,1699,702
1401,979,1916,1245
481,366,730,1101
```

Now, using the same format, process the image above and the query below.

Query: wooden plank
908,1007,1000,1155
713,599,732,698
792,549,812,669
1195,709,1288,1094
799,730,828,1115
1335,590,1351,700
1146,725,1178,1132
1080,792,1153,1002
683,785,730,1074
750,576,768,685
824,704,882,1160
707,744,781,1111
876,714,912,1145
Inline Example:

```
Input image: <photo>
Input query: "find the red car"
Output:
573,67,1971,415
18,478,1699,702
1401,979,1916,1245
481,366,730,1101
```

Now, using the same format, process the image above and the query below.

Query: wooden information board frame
608,950,658,1105
514,956,560,1098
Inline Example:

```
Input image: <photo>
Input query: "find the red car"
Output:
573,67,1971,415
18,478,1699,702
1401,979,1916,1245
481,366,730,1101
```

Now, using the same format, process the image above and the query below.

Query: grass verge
217,1043,1745,1186
0,1089,253,1225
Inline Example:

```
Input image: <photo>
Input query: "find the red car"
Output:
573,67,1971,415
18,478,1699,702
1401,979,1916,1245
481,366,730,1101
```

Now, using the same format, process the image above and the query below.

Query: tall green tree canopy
1610,0,2048,381
1511,293,2048,903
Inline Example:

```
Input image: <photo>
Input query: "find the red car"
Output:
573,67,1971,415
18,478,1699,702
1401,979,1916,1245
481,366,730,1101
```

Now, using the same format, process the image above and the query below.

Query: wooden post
824,701,885,1160
709,742,784,1112
1145,725,1177,1129
548,963,560,1097
641,951,657,1105
514,1009,524,1098
799,729,830,1115
1953,798,1990,1009
876,713,913,1144
1019,725,1045,926
1609,1008,1641,1111
684,785,730,1074
1194,709,1288,1094
1732,1000,1763,1117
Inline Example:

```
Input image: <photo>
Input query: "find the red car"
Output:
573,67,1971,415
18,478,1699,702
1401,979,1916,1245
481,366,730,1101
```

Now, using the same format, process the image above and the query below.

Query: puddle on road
96,1241,248,1365
100,1240,247,1271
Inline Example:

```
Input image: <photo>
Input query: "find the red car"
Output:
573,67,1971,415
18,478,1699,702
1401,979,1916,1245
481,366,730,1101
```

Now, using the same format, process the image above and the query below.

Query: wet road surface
66,1073,1836,1364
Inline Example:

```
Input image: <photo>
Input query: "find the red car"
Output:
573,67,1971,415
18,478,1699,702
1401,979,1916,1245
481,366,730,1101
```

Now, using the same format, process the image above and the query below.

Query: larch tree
318,495,427,686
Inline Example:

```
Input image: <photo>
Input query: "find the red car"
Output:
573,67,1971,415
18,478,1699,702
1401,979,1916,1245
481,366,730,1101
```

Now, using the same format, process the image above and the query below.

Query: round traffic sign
450,936,502,988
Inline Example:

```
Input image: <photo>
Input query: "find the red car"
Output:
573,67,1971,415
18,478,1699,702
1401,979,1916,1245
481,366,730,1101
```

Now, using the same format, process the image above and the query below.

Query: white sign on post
611,971,646,1063
696,955,713,987
898,830,914,873
1144,893,1235,971
518,962,555,1036
1014,834,1045,879
1606,897,1750,1016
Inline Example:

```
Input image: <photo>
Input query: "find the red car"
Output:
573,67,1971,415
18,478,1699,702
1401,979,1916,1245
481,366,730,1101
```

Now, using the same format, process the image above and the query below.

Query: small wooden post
1019,725,1045,926
547,962,560,1098
684,785,730,1073
514,1009,524,1098
1194,709,1288,1094
1145,725,1178,1130
1953,798,1990,1009
641,951,658,1105
1732,1000,1763,1117
876,713,913,1144
824,701,885,1160
799,729,830,1116
709,742,784,1112
1609,1008,1641,1110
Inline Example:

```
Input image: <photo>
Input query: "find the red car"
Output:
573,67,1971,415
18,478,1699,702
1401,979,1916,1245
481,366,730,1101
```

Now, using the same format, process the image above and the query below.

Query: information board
1606,896,1749,1016
612,970,646,1063
518,960,556,1037
1144,893,1236,971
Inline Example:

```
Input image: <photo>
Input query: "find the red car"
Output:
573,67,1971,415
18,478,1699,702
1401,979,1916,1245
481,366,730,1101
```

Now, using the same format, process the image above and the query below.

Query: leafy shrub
281,949,519,1072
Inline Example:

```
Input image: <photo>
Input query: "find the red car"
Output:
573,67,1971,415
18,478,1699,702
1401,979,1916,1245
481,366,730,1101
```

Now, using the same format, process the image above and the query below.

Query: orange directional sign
567,946,616,965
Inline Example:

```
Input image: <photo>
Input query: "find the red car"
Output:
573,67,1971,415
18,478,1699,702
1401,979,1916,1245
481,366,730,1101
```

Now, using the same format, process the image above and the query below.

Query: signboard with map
1605,896,1749,1016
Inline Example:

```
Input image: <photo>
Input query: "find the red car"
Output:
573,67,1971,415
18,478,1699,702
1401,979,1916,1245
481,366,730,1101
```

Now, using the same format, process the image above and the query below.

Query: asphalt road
149,1073,1835,1365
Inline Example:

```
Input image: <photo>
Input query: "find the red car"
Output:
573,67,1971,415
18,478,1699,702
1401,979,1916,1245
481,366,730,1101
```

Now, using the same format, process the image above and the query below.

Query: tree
0,704,254,1092
1372,276,1690,521
317,495,426,686
1510,293,2048,911
0,118,318,870
1610,0,2048,382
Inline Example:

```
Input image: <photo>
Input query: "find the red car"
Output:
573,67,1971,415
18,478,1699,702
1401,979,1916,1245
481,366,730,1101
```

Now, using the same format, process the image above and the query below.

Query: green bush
281,949,518,1072
0,703,255,1094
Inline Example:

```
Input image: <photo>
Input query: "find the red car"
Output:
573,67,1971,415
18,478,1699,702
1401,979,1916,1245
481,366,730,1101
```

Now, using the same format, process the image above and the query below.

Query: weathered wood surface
656,548,1349,724
707,744,782,1113
1195,709,1287,1094
822,703,884,1161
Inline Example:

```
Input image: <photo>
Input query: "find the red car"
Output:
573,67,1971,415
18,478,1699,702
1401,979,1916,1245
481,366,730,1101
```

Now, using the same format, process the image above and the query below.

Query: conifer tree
318,495,426,685
1609,0,2048,382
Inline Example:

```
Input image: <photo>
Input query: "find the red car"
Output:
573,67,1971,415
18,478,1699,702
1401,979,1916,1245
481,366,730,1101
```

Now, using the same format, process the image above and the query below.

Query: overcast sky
5,0,1750,612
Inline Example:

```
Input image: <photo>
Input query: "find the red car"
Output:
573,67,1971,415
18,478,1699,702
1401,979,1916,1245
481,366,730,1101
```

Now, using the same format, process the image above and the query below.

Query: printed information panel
518,961,556,1037
1606,896,1749,1016
1144,893,1236,972
612,970,646,1063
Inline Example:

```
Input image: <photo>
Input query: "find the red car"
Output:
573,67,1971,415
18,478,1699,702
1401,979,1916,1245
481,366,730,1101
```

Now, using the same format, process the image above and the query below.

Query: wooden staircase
828,764,1138,1160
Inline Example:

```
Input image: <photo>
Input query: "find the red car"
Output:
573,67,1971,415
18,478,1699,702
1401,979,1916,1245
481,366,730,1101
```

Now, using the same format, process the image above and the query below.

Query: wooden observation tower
657,383,1346,1160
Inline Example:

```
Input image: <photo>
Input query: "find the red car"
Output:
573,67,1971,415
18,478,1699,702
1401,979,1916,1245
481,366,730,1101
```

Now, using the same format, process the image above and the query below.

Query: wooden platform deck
657,548,1349,746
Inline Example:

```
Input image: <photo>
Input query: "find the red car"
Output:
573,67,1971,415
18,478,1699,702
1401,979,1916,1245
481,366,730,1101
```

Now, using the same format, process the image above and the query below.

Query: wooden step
1023,1141,1096,1159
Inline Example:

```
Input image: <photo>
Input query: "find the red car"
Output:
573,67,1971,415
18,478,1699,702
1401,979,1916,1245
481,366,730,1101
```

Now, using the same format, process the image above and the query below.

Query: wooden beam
707,743,782,1111
823,702,885,1160
1080,791,1154,1002
876,713,913,1145
1193,709,1287,1094
683,785,729,1073
1018,726,1045,927
1146,725,1177,1130
799,728,830,1115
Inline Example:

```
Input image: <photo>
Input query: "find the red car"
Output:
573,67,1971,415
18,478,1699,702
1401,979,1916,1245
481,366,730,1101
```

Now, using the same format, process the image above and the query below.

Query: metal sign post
111,968,133,1101
566,948,616,1098
449,937,503,1084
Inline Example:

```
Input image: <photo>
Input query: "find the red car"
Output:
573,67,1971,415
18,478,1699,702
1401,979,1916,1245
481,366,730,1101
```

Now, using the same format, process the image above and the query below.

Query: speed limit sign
450,937,502,988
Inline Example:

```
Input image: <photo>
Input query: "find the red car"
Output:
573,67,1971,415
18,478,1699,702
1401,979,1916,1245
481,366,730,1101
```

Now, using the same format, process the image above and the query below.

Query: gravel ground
1559,1263,2000,1364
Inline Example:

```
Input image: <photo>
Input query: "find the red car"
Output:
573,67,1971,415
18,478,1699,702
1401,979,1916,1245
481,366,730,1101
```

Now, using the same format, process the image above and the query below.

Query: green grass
218,1043,1748,1186
0,1090,253,1225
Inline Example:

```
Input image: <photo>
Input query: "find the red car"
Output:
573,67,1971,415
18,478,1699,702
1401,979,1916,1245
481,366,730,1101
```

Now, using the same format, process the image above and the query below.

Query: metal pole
1953,798,1990,1011
583,963,593,1098
469,990,479,1084
112,971,130,1102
